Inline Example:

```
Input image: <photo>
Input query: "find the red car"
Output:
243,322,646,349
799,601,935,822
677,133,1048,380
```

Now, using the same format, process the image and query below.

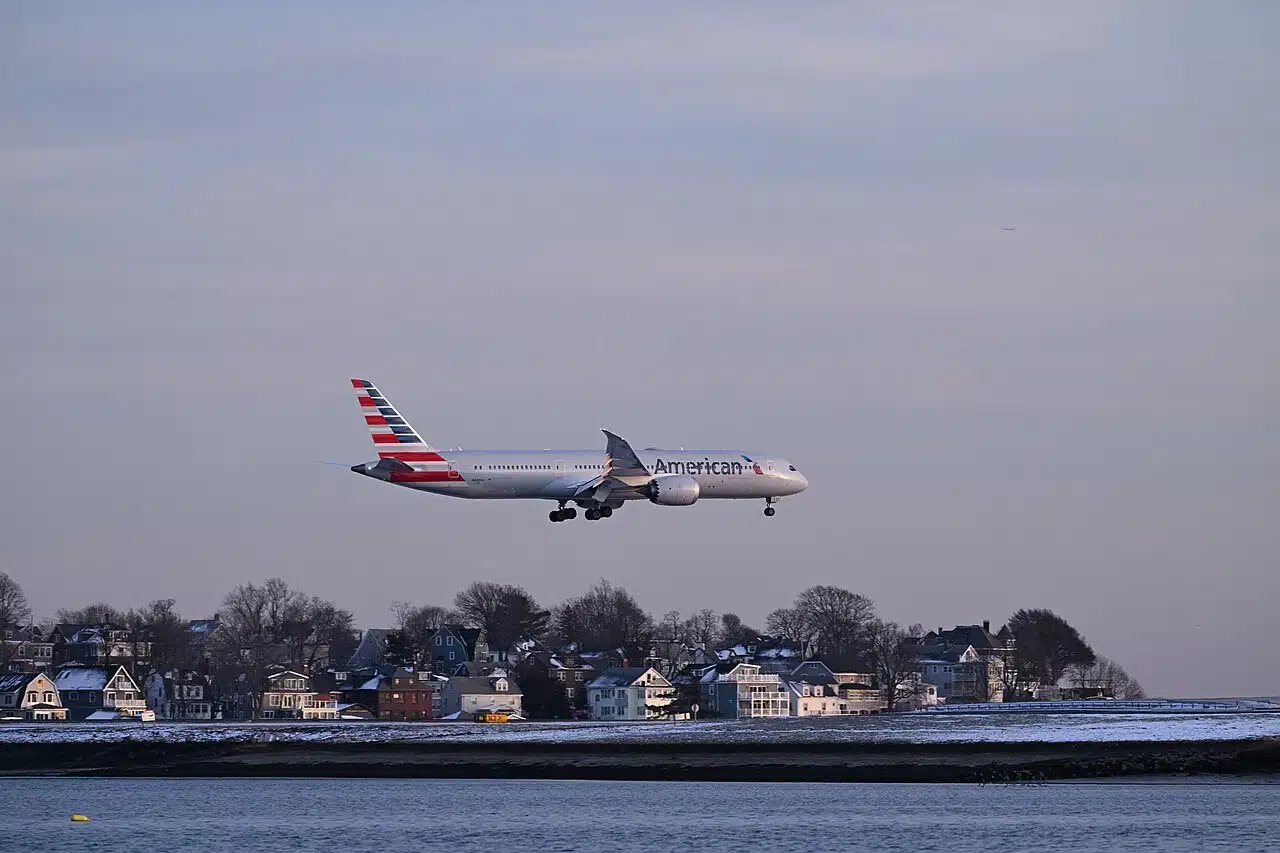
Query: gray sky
3,2,1277,697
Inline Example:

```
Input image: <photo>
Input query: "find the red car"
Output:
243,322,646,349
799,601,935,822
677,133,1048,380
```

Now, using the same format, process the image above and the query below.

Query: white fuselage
355,448,808,505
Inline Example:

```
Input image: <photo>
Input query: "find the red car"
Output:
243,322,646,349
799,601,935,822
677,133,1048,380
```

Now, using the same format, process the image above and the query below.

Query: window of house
435,635,442,646
446,636,454,646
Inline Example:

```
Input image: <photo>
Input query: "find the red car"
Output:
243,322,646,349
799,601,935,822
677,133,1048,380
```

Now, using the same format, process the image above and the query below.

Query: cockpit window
788,465,797,471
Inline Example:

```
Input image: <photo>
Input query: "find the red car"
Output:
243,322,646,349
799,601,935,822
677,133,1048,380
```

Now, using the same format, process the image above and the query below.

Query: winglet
602,430,650,478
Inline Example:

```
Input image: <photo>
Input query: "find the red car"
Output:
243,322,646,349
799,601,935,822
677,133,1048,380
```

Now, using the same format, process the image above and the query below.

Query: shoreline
4,738,1277,783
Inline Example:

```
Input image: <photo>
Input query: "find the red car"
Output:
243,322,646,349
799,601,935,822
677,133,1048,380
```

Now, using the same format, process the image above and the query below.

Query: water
3,778,1278,852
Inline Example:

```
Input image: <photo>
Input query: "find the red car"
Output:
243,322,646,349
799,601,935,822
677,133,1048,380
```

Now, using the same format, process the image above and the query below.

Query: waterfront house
700,663,790,719
440,673,522,718
55,665,148,721
0,672,67,721
260,669,316,719
144,670,216,721
304,692,339,720
587,667,675,721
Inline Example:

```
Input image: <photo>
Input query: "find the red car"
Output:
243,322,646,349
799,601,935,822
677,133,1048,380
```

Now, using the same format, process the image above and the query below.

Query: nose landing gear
764,498,777,517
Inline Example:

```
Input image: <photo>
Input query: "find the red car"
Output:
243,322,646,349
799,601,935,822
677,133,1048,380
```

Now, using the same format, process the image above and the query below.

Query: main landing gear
550,503,613,522
764,498,777,517
549,502,578,523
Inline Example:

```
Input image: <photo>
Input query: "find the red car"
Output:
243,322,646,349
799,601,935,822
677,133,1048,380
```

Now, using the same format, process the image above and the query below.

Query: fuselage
356,448,808,504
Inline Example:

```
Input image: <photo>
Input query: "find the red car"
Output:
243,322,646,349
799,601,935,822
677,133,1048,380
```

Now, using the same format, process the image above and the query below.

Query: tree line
0,571,1143,705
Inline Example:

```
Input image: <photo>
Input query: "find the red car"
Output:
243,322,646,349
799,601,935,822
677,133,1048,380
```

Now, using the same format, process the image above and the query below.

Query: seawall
4,738,1278,782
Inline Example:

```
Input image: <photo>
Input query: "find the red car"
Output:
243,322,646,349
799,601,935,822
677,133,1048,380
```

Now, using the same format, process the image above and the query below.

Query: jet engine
645,473,700,506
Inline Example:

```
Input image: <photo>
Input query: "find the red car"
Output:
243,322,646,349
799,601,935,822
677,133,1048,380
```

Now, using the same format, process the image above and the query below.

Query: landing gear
584,505,612,521
598,505,613,518
550,503,578,522
764,498,777,517
585,508,600,521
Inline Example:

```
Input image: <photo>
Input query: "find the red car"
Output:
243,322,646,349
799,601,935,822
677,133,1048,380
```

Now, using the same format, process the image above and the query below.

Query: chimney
983,620,991,633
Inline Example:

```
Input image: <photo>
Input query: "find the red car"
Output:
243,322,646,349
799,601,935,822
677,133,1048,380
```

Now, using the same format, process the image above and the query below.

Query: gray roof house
440,673,522,718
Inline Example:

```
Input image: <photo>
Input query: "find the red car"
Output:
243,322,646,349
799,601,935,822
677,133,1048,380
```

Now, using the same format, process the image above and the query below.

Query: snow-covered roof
0,673,38,693
54,668,109,691
360,676,382,691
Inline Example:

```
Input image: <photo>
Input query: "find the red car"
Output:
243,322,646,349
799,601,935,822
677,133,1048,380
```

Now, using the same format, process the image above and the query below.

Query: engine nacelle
645,473,701,506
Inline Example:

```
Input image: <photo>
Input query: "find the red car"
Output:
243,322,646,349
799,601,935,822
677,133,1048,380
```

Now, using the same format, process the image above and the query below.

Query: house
51,623,151,673
348,628,393,670
0,672,68,721
2,627,54,674
426,625,487,674
778,661,852,717
144,670,216,720
377,667,437,721
587,667,675,721
304,692,339,720
440,672,522,718
54,666,148,721
700,663,790,718
919,622,1010,702
260,669,316,719
520,650,596,711
914,643,994,704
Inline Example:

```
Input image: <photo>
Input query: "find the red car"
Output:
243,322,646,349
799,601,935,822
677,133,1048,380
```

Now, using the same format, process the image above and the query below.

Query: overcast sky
3,2,1277,697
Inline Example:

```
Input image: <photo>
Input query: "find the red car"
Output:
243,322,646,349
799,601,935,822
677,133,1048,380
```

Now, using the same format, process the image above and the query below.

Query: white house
440,673,523,717
784,679,849,717
0,672,67,721
261,669,316,719
587,667,675,721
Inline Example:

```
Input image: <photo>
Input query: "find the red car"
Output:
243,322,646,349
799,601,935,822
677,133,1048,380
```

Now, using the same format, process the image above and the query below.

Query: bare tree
391,602,451,661
454,581,550,656
1067,656,1146,700
128,598,187,674
794,585,877,665
0,573,33,668
867,619,925,711
683,609,718,649
553,579,653,663
654,610,688,677
56,602,127,626
766,607,806,645
0,573,32,635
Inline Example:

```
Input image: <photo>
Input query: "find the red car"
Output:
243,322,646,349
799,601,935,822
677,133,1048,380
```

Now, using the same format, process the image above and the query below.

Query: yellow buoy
71,814,90,822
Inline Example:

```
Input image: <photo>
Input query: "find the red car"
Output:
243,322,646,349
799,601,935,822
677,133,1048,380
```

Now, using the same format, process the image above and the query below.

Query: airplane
345,379,808,522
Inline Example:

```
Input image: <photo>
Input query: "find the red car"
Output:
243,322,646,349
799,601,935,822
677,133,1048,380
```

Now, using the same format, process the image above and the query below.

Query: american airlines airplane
346,379,808,522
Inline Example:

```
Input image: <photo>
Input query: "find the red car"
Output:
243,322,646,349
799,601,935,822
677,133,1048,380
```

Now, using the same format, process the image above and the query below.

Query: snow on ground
1,712,1278,746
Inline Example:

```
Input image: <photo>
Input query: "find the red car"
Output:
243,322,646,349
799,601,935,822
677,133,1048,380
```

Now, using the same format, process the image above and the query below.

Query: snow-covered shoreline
2,711,1278,746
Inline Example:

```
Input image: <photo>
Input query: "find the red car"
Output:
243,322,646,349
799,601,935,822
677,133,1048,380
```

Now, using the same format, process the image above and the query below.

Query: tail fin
350,379,442,461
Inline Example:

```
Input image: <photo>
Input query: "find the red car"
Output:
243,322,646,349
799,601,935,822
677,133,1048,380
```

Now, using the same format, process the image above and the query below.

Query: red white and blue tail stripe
350,380,458,481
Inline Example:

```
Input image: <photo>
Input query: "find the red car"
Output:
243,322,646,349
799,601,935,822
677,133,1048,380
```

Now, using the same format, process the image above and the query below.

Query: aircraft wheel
549,510,563,522
599,506,613,518
764,506,776,517
585,509,600,521
563,508,577,520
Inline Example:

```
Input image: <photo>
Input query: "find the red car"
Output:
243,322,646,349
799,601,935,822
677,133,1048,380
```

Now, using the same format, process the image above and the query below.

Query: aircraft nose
795,471,809,492
351,462,368,475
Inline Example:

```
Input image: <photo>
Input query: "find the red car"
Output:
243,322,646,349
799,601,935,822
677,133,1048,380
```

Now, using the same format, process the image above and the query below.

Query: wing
573,431,652,502
602,430,651,479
